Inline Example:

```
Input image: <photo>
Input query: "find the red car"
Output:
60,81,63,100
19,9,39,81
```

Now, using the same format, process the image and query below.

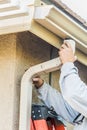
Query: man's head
59,38,77,64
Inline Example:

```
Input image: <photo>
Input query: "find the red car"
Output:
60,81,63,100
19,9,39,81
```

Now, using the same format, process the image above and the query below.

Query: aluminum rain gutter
19,57,61,130
34,5,87,54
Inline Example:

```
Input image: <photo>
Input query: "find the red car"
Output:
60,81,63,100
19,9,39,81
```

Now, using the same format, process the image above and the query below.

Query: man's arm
32,77,79,124
59,41,87,117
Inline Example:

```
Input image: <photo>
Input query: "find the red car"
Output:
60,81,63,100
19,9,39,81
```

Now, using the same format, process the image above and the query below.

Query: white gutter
34,5,87,54
19,40,75,130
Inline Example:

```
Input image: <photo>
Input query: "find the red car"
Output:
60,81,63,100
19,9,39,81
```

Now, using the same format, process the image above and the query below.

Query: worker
59,40,87,130
32,39,87,130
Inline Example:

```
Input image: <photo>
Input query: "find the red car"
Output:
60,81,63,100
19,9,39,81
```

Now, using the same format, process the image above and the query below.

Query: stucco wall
0,34,16,130
0,31,86,130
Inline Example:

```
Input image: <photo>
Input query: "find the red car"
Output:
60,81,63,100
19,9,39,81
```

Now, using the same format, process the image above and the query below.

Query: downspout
19,40,75,130
19,57,61,130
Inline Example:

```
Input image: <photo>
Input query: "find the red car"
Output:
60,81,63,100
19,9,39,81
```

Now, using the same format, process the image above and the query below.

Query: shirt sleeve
59,62,87,118
36,82,79,124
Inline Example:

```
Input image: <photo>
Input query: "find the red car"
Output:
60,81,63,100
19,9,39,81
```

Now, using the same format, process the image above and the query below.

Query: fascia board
0,20,30,35
34,5,87,54
0,16,30,33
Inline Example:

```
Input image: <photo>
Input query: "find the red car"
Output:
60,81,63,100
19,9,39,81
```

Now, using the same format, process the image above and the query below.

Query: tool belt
31,104,63,121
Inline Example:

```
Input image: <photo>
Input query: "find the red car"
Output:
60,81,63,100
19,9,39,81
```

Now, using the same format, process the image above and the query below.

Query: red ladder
31,118,66,130
31,104,66,130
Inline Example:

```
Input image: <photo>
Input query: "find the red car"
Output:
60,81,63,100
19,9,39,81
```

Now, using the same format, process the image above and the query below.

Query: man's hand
59,42,76,64
32,75,44,88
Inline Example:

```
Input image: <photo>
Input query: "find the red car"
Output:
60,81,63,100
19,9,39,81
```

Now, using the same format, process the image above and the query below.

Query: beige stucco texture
0,32,51,130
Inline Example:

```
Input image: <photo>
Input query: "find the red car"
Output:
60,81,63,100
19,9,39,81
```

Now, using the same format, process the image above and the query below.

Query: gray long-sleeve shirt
37,82,79,124
59,62,87,130
36,62,87,130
